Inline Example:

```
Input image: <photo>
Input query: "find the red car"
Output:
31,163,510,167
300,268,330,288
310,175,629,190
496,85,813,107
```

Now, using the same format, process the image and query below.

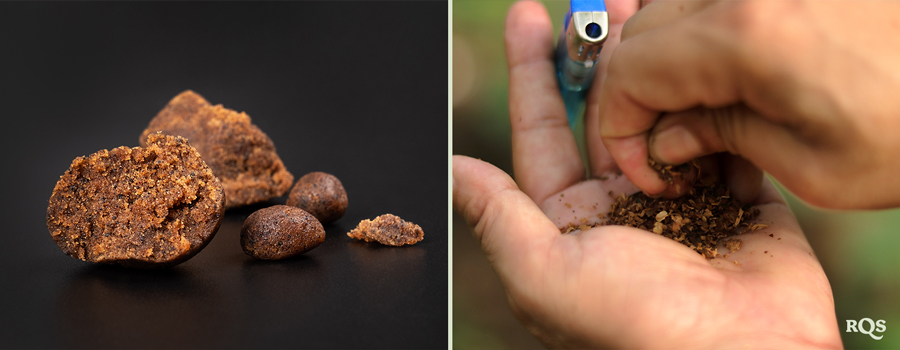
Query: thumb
452,155,557,281
647,104,806,178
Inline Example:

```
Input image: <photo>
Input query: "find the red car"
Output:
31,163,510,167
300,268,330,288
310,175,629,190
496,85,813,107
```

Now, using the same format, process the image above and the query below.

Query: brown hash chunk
140,90,293,209
46,133,226,268
347,214,423,246
287,172,348,224
241,205,325,260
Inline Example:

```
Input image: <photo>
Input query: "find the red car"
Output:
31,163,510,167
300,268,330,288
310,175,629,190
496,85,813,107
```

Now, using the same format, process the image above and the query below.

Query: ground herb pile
562,160,768,259
605,183,766,259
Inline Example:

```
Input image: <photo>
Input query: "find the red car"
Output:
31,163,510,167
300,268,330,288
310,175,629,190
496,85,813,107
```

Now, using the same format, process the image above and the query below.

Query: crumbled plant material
560,214,605,234
601,183,765,259
347,214,423,246
140,90,294,209
47,133,225,268
286,172,348,224
561,158,769,259
241,205,325,260
724,239,742,253
649,158,697,184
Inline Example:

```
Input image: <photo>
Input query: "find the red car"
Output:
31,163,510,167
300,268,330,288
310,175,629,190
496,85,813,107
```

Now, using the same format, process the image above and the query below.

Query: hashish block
241,205,326,260
47,133,225,268
348,214,424,246
140,90,293,209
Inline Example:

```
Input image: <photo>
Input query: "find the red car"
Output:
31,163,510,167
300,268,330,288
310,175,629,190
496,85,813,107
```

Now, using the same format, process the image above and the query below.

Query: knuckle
620,17,640,41
470,187,514,240
726,0,782,41
726,0,807,56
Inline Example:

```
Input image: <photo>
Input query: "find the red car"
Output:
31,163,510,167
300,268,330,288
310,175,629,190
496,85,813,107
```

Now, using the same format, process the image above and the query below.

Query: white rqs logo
846,318,886,340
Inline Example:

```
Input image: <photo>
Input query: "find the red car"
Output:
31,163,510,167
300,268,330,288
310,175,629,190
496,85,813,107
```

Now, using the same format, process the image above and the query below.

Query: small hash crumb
347,214,423,246
724,239,742,253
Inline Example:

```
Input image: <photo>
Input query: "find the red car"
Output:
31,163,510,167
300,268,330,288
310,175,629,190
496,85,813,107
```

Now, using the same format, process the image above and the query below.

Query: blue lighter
556,0,609,129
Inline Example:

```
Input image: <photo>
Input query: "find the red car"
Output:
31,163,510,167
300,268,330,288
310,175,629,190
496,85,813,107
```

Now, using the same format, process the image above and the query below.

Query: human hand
452,1,841,348
597,0,900,209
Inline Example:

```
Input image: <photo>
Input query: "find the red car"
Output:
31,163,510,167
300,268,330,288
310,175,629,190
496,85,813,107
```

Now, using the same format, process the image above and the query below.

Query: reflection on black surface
55,264,232,348
347,240,427,284
240,255,324,300
347,241,430,340
225,199,283,217
237,253,331,347
49,229,443,348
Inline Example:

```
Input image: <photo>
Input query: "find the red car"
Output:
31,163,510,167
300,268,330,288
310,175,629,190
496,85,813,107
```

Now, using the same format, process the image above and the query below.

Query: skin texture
286,172,348,224
451,1,841,348
240,205,325,260
597,0,900,209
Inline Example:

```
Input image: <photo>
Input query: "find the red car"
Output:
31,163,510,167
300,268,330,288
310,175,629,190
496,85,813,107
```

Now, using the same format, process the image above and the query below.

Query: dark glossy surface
0,2,447,348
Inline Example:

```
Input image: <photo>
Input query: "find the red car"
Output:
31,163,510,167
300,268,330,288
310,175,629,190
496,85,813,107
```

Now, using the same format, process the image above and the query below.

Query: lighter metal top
565,7,609,63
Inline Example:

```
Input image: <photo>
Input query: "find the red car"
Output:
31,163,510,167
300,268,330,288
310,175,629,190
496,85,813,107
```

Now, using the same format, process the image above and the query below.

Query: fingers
584,22,626,177
597,4,743,196
650,108,767,202
620,0,715,41
648,105,806,193
650,107,746,165
583,0,641,177
506,0,584,202
452,155,558,281
599,2,741,139
723,155,763,204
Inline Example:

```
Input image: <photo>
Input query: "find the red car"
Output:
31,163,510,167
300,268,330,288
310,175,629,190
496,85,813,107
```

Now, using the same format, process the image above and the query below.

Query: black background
0,1,447,348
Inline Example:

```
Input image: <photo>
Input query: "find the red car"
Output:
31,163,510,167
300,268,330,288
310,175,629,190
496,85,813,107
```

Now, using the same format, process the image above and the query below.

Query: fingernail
652,125,702,164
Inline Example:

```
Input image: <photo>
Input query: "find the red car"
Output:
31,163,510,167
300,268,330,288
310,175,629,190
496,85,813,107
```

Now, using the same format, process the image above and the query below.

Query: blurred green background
452,0,900,348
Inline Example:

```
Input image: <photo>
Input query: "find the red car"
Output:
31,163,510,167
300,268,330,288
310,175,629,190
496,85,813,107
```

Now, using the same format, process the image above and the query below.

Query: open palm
452,2,841,348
